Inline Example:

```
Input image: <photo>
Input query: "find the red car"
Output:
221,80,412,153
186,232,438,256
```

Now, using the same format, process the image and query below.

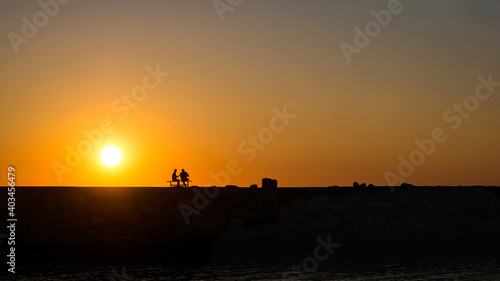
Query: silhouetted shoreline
2,186,500,267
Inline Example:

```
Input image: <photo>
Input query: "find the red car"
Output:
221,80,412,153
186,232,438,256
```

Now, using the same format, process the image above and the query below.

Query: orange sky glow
1,1,499,187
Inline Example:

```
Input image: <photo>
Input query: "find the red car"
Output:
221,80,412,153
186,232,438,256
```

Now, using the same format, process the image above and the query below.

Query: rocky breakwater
3,186,500,265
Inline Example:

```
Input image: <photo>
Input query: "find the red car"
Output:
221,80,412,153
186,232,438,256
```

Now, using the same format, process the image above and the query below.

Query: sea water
4,257,499,280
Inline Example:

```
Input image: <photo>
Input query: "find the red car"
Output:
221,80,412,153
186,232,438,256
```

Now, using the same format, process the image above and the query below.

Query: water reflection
7,257,500,280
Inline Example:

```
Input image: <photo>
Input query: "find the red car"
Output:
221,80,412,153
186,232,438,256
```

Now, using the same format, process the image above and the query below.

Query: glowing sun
100,146,122,167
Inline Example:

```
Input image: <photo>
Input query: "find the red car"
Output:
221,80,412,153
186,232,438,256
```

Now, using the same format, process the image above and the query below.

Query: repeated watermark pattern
213,0,244,21
51,65,169,182
8,0,71,54
281,234,341,280
340,0,412,64
7,166,17,274
178,106,296,224
384,74,500,188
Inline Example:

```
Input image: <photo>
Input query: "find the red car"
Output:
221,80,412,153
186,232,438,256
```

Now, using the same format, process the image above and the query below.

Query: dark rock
117,203,136,213
250,184,258,189
289,197,306,210
7,186,500,265
353,182,360,188
323,217,339,228
137,204,164,220
277,207,289,220
262,178,278,189
306,195,328,211
310,221,328,230
357,214,375,225
211,228,256,263
89,216,107,230
109,211,141,225
230,219,244,228
406,218,428,235
225,185,239,190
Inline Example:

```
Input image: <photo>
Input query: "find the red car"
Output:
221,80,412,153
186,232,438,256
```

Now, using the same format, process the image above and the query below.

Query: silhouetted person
180,169,189,187
172,169,180,187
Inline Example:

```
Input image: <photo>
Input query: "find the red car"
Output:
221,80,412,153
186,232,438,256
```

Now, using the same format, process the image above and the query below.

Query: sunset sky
1,0,499,187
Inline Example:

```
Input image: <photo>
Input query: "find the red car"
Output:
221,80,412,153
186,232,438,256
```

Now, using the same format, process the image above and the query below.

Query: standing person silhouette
172,169,180,187
180,169,190,187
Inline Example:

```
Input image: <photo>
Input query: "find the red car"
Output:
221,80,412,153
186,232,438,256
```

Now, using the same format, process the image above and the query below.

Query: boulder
262,178,278,190
225,185,239,191
401,183,414,188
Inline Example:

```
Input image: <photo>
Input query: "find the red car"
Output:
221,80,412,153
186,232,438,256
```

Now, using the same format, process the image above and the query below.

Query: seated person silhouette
180,169,189,187
172,169,180,187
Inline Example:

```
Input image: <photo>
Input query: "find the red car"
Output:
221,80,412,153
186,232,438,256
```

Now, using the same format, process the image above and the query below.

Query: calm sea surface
4,257,500,280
